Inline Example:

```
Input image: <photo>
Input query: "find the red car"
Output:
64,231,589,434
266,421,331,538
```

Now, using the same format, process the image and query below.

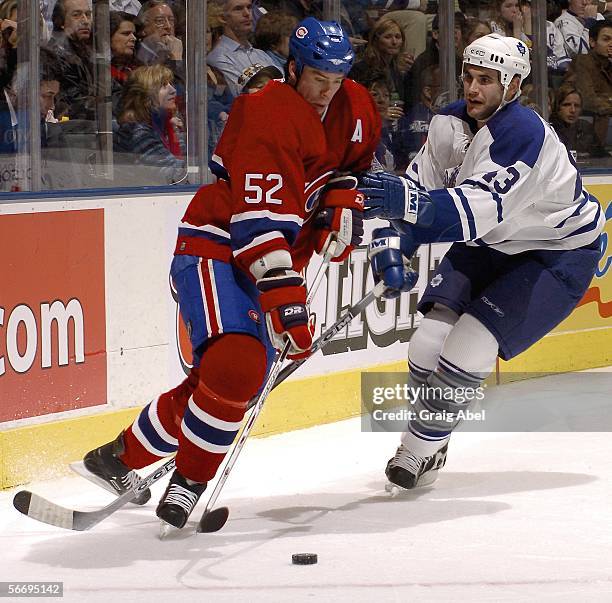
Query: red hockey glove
257,270,314,360
313,176,365,263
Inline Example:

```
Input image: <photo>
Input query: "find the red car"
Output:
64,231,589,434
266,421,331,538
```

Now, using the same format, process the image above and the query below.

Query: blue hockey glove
358,172,435,226
368,227,419,300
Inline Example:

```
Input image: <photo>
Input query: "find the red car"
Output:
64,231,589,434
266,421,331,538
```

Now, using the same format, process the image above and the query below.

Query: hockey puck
292,553,318,565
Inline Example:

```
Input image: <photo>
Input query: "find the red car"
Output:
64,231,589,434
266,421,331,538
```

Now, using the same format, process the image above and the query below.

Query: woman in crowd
489,0,531,44
110,11,139,118
115,64,186,184
349,18,412,107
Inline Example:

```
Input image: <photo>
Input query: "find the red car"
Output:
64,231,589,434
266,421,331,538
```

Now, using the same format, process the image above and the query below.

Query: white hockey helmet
462,33,530,114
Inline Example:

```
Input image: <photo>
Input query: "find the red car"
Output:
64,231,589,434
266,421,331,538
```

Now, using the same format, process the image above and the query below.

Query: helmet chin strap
478,78,521,124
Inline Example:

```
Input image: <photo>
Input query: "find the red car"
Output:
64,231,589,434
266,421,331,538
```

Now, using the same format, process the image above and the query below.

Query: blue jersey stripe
462,178,503,222
455,188,477,240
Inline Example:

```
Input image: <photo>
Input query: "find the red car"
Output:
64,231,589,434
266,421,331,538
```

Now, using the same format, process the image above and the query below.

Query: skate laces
391,445,425,474
118,472,141,490
164,484,200,514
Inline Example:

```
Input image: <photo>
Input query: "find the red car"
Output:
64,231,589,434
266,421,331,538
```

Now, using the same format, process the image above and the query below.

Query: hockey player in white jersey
358,33,605,491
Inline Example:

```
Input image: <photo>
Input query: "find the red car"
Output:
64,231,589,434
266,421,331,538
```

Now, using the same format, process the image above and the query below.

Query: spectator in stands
550,83,606,155
394,63,440,170
555,0,602,58
207,1,233,157
0,0,17,102
238,62,283,93
111,11,139,117
547,0,572,75
207,0,276,97
0,0,17,155
135,0,183,66
362,70,399,171
465,19,492,45
408,11,466,106
115,64,186,184
254,12,298,72
383,0,430,59
36,48,68,154
564,18,612,146
47,0,96,120
489,0,532,44
349,18,413,106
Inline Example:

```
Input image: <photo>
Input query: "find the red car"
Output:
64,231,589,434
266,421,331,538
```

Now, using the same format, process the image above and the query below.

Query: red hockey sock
176,334,267,482
120,367,200,469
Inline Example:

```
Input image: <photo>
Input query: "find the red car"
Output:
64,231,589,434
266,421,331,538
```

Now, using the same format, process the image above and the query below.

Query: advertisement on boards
0,209,107,422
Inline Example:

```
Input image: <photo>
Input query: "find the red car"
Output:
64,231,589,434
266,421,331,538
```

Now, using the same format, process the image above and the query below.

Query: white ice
2,368,612,602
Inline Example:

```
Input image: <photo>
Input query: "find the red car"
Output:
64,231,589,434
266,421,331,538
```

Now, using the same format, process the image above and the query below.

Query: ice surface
2,369,612,602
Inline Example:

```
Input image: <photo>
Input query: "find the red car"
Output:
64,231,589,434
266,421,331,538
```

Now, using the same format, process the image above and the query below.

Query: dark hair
254,12,298,51
110,11,136,38
39,47,63,82
355,69,390,91
432,11,467,33
589,18,612,41
51,0,67,31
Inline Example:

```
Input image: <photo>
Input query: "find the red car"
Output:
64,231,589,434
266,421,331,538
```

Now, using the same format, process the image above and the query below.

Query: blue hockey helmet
289,17,354,76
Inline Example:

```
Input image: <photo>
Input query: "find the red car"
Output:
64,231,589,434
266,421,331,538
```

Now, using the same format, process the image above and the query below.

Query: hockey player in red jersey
81,17,381,530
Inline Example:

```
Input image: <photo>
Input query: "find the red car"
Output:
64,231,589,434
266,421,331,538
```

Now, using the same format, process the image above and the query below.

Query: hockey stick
197,279,387,533
12,250,334,532
13,457,176,531
195,248,336,533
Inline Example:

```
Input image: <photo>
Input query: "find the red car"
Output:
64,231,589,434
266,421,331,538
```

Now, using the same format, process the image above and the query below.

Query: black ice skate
78,432,151,505
385,442,448,492
156,469,207,529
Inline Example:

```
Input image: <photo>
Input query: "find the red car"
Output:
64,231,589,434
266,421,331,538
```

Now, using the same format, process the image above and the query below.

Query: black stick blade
13,490,32,514
197,507,229,533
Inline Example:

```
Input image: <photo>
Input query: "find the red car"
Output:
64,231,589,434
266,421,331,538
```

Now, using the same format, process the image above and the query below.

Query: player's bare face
296,66,344,116
463,65,504,122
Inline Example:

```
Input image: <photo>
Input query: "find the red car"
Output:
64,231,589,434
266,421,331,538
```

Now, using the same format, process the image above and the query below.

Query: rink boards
1,182,611,488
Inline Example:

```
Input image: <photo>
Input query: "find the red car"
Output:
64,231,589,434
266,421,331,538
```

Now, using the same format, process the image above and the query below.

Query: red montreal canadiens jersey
175,79,381,274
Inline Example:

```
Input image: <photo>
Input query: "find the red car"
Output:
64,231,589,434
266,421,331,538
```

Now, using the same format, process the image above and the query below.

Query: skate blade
385,469,440,496
159,520,180,540
385,482,401,497
70,461,119,496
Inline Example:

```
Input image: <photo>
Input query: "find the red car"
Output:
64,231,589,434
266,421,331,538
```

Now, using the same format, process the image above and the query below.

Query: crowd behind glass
0,0,611,194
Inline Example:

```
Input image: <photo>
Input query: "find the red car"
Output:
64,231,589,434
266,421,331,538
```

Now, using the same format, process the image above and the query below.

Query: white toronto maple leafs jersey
554,11,602,57
405,99,604,254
